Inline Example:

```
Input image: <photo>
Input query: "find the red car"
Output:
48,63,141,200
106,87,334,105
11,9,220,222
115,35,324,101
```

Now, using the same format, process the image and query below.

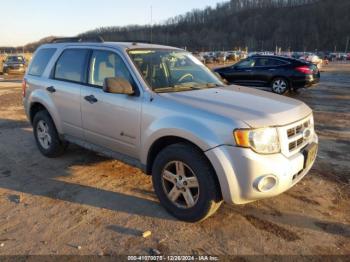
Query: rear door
46,48,90,139
80,49,142,158
253,58,288,85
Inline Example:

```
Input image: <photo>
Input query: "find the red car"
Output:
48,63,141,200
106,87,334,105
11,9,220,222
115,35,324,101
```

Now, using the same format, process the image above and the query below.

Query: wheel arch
29,102,48,123
146,135,223,198
28,99,63,134
146,136,202,176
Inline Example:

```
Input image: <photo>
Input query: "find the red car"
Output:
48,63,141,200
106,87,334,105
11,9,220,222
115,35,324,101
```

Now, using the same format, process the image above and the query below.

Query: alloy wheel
36,120,52,150
161,161,200,209
272,79,287,94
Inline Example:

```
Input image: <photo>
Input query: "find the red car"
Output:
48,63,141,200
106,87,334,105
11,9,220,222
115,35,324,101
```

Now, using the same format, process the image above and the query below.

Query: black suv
214,55,320,94
1,55,26,74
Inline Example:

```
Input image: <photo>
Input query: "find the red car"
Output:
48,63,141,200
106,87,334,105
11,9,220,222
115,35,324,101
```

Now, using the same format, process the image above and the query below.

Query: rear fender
27,89,63,134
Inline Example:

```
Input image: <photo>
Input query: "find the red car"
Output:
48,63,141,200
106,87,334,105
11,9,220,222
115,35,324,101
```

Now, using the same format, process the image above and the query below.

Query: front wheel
152,143,222,222
271,78,289,95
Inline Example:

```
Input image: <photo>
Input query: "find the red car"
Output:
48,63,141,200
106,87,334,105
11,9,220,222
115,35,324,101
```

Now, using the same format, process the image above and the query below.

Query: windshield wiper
154,82,201,93
205,84,220,88
153,85,196,93
154,83,224,93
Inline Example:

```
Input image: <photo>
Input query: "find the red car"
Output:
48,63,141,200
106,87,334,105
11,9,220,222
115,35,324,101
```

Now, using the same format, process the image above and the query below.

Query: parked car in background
226,51,239,61
203,54,214,64
214,55,320,94
305,55,323,69
339,53,348,61
1,55,26,74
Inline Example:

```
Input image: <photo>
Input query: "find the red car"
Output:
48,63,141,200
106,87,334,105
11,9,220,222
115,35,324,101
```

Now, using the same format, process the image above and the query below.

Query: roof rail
50,36,104,43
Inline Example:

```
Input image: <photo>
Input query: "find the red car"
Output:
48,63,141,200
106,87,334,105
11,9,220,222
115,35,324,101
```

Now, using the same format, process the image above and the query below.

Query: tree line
1,0,349,53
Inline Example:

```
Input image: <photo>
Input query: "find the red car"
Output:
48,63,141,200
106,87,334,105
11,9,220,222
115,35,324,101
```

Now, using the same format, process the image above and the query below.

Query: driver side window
88,50,134,88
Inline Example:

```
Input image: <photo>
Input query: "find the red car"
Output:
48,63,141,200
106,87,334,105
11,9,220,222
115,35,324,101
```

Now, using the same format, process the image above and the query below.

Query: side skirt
64,135,147,173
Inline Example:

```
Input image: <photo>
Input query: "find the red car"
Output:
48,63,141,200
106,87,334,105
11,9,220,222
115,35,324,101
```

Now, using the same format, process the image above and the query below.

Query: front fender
140,116,224,164
27,89,63,134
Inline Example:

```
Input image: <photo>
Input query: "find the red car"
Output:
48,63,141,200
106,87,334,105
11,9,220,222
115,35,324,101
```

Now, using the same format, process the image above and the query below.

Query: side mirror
103,77,134,95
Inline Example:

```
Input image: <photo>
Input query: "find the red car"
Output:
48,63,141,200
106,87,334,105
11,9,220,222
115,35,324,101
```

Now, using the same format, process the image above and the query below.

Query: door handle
46,86,56,93
245,70,252,72
84,95,98,104
269,69,277,71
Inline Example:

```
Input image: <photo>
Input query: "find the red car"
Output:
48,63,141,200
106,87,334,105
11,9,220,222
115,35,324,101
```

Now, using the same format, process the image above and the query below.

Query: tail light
22,79,27,97
295,66,313,74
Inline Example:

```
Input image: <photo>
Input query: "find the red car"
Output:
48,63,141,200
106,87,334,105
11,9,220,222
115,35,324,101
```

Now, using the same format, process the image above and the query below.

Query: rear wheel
33,110,68,158
271,78,289,95
152,143,222,222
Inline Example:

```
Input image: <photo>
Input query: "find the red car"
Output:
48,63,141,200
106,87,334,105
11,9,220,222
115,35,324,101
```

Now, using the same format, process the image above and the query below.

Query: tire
152,143,222,222
271,77,289,95
33,110,68,158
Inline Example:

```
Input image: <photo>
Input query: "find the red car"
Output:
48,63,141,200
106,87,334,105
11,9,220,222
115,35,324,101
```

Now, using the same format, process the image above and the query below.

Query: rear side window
28,48,56,76
255,58,287,67
54,49,89,83
269,59,288,66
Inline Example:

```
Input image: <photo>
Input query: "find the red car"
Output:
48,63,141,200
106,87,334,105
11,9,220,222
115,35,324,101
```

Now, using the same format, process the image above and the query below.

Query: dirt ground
0,63,349,256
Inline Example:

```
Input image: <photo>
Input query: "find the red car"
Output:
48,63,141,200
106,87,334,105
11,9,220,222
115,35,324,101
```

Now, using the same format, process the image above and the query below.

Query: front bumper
3,66,25,74
205,133,318,205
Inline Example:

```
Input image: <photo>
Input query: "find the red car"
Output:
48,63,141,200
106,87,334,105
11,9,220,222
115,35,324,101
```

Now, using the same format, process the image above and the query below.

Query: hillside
2,0,349,52
79,0,349,52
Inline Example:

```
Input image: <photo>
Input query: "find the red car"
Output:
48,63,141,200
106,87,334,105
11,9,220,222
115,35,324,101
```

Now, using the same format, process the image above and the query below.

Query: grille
287,119,312,152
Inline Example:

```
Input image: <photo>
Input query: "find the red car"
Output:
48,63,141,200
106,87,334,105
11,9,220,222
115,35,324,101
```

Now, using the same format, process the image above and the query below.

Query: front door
227,58,256,84
81,49,142,158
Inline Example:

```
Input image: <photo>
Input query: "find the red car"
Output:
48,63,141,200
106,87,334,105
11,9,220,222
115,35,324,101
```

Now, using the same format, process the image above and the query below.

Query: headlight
3,63,8,67
234,128,280,154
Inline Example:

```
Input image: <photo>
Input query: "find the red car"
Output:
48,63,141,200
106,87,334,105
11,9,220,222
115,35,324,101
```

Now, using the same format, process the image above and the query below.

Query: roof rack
50,36,104,43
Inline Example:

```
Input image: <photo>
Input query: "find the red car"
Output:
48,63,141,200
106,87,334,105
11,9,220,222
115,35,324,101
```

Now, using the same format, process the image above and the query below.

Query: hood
159,85,312,128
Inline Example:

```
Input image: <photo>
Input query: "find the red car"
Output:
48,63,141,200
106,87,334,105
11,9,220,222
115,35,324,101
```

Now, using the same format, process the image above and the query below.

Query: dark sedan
214,55,320,94
1,55,26,75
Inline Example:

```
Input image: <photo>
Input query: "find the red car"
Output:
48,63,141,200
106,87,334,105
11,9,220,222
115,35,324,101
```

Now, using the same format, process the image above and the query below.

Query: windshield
128,49,224,93
6,56,24,63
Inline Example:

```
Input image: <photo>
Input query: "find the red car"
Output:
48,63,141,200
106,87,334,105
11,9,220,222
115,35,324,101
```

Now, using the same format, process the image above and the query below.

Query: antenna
150,6,153,44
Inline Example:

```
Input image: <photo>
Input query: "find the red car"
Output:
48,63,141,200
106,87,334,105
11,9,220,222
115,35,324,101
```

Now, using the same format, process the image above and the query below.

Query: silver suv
23,38,318,222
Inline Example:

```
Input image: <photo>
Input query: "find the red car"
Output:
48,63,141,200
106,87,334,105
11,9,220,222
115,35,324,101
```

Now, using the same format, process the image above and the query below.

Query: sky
0,0,223,46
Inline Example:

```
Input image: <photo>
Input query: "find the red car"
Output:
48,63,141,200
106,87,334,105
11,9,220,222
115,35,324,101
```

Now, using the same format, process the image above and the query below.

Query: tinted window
255,58,270,67
269,59,287,66
255,58,287,67
236,58,255,68
89,50,134,87
54,49,89,83
28,48,56,76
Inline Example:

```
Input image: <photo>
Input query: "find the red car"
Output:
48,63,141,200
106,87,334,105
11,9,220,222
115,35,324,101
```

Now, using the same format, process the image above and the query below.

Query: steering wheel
178,73,194,83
